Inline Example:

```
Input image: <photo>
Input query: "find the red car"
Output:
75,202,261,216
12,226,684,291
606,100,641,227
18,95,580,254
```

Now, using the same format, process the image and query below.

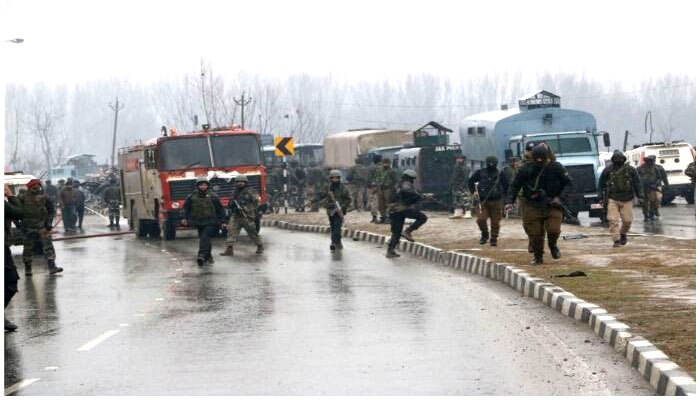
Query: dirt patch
264,210,696,376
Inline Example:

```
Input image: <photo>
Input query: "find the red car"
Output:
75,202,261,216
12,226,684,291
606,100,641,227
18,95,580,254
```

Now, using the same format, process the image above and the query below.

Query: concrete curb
261,218,695,396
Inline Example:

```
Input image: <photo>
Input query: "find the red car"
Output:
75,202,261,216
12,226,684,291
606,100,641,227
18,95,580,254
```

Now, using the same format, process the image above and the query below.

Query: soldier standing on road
18,179,64,276
44,180,58,207
386,170,431,258
346,157,369,212
182,176,225,266
469,156,509,246
367,155,383,222
319,170,352,251
220,175,264,256
637,155,669,221
289,161,306,212
5,185,22,331
378,158,399,224
266,165,284,213
73,180,86,231
599,150,642,247
305,161,325,212
103,177,122,229
685,160,695,204
505,145,572,265
59,177,78,233
449,155,472,219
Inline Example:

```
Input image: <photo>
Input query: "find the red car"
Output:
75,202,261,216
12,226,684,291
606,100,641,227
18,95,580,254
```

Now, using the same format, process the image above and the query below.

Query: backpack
607,166,633,194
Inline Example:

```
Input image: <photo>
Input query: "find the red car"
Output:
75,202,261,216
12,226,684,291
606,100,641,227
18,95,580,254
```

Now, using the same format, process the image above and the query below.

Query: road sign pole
283,156,288,214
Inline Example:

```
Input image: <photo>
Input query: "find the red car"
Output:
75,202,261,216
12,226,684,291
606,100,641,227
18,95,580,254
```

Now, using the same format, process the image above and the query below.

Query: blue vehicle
459,91,610,219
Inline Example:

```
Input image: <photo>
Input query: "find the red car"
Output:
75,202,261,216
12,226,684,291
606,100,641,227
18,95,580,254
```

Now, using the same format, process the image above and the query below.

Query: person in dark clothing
505,145,572,265
73,180,86,230
468,156,509,246
59,177,78,232
637,155,669,220
318,170,352,251
220,175,263,256
5,184,22,331
182,176,225,266
18,179,64,276
44,180,58,206
598,150,642,247
103,177,122,229
386,170,432,258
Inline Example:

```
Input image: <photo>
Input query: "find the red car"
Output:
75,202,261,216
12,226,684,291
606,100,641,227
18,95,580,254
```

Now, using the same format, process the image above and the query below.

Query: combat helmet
329,169,342,178
234,175,248,183
402,169,417,179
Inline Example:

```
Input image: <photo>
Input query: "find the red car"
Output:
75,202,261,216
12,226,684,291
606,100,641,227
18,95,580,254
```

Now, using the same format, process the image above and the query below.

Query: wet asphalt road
5,223,654,395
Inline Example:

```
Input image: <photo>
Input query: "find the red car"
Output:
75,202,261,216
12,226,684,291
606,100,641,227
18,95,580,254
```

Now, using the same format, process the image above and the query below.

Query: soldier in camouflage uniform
346,157,369,212
319,170,352,251
289,161,306,212
103,177,122,229
378,158,399,224
367,155,382,222
636,155,669,221
266,165,285,213
449,155,472,219
305,161,325,212
183,176,226,266
386,170,432,258
220,175,264,256
59,177,78,232
685,161,696,204
18,179,64,276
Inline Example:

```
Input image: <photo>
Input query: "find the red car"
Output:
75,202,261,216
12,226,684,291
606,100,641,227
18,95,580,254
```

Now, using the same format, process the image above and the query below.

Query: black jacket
468,168,509,201
508,160,571,206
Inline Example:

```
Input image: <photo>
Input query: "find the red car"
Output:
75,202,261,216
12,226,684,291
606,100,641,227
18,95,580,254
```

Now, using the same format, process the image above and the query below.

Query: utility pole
644,111,654,144
234,91,253,128
109,97,125,169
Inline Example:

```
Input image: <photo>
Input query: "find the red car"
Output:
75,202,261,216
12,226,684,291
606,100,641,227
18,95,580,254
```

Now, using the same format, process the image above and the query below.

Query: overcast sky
1,0,697,86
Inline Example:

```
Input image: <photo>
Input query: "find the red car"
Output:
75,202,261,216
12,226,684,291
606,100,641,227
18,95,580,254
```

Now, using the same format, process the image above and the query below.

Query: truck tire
149,221,161,239
164,220,177,240
661,193,675,206
685,192,695,205
135,219,147,238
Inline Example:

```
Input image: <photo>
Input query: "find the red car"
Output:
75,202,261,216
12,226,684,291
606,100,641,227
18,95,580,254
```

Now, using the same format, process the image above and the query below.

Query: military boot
401,228,415,242
386,247,400,258
330,242,337,251
620,234,628,246
549,244,561,260
371,215,378,223
530,255,544,265
4,318,17,332
24,264,32,277
48,260,63,275
220,245,234,256
479,231,489,245
115,218,121,229
196,256,205,266
613,240,621,248
256,244,264,254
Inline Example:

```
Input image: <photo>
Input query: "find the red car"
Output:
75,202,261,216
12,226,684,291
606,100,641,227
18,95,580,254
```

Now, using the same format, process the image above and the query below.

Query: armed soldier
637,155,669,221
319,170,352,251
266,165,284,213
182,176,225,266
103,176,122,229
18,179,64,276
289,160,306,212
599,150,642,247
220,175,264,256
305,161,325,212
378,158,399,224
449,155,472,219
386,170,431,258
346,157,369,212
367,155,383,222
469,156,509,246
44,179,58,207
73,180,86,231
59,177,78,233
505,145,572,265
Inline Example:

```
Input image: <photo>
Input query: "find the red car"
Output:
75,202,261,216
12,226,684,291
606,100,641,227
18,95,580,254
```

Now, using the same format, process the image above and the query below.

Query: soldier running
637,155,669,221
319,170,352,251
599,150,642,247
103,176,122,229
220,175,264,256
386,170,432,258
449,155,472,219
182,176,226,266
17,179,64,276
469,156,509,246
505,145,571,265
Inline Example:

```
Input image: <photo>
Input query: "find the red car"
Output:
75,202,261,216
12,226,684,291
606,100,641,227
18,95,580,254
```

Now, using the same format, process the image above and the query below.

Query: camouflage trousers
108,200,121,220
452,189,473,212
641,188,661,217
368,186,380,217
306,185,321,212
22,228,56,266
347,184,364,211
226,215,262,246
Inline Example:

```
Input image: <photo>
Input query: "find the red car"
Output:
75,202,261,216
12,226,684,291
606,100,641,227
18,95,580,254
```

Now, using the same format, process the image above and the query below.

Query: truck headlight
171,202,180,209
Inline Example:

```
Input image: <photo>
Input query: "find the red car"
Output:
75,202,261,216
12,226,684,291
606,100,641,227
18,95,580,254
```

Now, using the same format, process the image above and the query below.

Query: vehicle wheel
164,220,177,240
685,192,695,205
661,194,674,206
135,219,147,238
149,221,161,238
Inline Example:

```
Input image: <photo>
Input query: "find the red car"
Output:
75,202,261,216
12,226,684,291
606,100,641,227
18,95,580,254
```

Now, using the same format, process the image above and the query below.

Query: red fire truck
118,126,267,240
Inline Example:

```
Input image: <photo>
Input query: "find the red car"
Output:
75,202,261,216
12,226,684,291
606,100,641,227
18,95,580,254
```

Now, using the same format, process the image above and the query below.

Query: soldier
386,169,431,258
502,157,520,187
319,170,352,251
59,177,78,233
378,158,399,224
73,180,86,231
684,160,695,204
599,150,642,247
289,160,306,212
637,155,669,221
5,185,22,331
346,157,369,212
469,156,509,246
220,175,264,256
57,178,66,193
17,179,64,276
449,155,472,219
266,165,284,213
505,145,572,265
367,155,383,222
522,141,537,162
182,176,225,266
44,179,58,206
103,177,122,229
305,161,325,212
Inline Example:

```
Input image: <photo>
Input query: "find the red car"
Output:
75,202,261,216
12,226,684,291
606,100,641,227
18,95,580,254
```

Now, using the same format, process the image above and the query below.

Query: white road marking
134,313,145,317
119,323,130,327
77,330,120,351
4,378,41,395
155,298,164,301
173,280,181,283
44,366,59,371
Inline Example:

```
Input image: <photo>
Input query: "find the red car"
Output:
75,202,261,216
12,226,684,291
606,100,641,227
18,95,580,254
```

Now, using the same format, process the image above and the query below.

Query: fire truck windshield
211,135,261,167
159,137,213,170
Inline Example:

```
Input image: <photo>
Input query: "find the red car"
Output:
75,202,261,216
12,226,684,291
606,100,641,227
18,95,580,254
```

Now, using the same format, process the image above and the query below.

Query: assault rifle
230,199,249,220
328,191,344,220
529,187,576,220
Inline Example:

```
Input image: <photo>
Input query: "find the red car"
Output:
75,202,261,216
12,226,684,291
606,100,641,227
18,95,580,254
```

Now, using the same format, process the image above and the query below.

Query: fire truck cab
118,127,266,240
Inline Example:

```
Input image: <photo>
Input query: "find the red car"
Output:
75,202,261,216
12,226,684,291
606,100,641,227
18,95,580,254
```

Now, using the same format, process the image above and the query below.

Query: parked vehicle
262,143,324,167
323,129,412,169
626,141,696,204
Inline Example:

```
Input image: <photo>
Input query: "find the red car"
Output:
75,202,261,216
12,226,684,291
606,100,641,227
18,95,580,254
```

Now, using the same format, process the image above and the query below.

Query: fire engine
118,126,267,240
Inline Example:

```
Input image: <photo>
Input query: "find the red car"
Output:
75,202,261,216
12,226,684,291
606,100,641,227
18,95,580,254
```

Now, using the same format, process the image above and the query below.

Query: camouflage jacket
450,164,470,191
229,186,260,218
319,183,352,214
18,192,55,229
184,191,225,226
379,168,400,189
103,184,121,203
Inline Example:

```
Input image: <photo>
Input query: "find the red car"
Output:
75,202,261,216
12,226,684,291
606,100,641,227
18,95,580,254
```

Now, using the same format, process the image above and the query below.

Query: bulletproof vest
606,166,633,195
21,193,49,223
477,169,502,200
190,192,216,220
637,165,659,184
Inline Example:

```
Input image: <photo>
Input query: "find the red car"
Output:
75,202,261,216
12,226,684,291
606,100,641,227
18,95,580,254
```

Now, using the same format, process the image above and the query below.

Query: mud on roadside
263,210,696,376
